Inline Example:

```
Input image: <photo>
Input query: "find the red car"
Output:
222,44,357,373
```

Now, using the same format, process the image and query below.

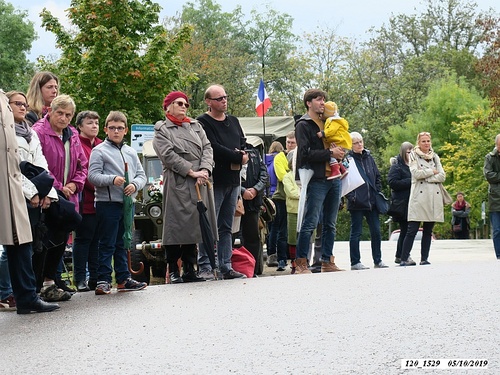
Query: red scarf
453,199,466,210
167,113,190,126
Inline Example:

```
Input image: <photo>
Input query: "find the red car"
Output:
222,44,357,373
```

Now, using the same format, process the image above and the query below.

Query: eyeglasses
9,101,29,109
172,101,190,108
107,126,126,132
208,95,228,102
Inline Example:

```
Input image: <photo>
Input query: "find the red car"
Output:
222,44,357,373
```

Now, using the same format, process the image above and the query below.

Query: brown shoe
321,256,345,272
295,258,312,274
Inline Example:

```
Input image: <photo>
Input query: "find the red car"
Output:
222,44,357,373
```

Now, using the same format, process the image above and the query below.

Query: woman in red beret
152,91,217,283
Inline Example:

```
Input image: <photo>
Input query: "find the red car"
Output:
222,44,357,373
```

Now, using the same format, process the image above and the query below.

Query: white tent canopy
239,116,295,141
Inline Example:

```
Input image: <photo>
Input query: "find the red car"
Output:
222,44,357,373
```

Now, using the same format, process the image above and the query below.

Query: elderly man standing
294,89,345,274
197,85,248,280
483,133,500,260
0,89,59,314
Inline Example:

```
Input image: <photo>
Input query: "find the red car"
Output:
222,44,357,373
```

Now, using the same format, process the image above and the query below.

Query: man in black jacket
294,89,345,274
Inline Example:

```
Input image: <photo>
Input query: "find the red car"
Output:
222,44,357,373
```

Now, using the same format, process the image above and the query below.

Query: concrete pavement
1,239,499,374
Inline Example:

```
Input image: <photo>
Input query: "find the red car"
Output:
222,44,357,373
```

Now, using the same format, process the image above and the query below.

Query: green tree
440,107,496,235
39,0,192,128
171,0,253,116
383,73,488,161
242,7,301,116
0,0,36,90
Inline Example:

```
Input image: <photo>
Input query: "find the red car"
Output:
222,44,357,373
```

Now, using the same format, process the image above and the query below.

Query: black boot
182,262,205,283
55,277,76,294
168,263,183,284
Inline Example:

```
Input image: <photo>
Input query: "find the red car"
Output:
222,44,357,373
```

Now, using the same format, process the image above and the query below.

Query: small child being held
317,101,352,179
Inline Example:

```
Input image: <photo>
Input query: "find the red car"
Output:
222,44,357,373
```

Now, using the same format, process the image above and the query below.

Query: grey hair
495,134,500,144
350,131,363,142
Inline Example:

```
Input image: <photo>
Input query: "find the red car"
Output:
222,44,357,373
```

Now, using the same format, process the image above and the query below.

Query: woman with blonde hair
400,132,446,266
26,71,59,125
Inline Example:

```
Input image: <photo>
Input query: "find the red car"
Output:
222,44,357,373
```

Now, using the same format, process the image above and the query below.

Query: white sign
131,124,155,153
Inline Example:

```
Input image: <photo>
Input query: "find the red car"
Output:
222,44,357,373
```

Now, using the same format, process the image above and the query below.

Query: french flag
255,79,272,117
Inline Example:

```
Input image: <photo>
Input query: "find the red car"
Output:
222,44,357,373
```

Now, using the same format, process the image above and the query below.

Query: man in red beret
196,85,248,280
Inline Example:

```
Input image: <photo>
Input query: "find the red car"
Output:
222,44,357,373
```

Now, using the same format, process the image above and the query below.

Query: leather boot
295,258,312,274
182,262,205,283
168,262,183,284
321,256,345,272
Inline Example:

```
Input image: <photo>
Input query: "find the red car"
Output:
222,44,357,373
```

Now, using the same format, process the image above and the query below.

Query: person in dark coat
346,132,388,270
240,144,268,276
387,142,414,264
451,192,471,239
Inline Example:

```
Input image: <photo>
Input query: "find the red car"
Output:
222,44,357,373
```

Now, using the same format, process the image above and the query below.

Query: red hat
163,91,189,110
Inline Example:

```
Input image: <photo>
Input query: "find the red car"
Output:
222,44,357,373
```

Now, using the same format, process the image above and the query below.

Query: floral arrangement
147,177,163,202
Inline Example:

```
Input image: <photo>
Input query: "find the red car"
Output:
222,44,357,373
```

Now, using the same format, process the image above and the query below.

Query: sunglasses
9,101,29,109
173,101,190,108
107,126,126,132
208,95,228,102
418,132,431,137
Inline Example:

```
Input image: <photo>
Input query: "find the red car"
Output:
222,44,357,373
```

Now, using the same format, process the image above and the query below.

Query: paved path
1,240,499,374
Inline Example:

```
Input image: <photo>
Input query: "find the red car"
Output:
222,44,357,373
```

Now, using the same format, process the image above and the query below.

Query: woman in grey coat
153,91,217,283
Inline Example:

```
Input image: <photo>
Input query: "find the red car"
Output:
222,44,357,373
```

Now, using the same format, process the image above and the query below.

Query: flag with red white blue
255,79,272,117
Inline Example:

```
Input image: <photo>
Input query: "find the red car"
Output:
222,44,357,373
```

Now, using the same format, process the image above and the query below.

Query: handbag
375,192,390,215
439,183,453,205
452,224,462,232
235,196,245,217
231,246,256,278
261,196,276,222
387,198,408,221
355,159,388,214
341,157,365,197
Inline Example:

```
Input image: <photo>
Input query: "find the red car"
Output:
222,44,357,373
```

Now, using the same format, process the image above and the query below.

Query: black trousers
164,244,197,267
395,220,409,259
240,210,261,272
401,221,434,262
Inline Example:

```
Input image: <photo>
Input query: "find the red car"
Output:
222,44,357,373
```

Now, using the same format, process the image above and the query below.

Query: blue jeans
73,213,99,283
5,243,38,307
0,245,13,300
489,212,500,258
96,202,130,284
296,179,341,260
198,185,239,273
349,209,382,266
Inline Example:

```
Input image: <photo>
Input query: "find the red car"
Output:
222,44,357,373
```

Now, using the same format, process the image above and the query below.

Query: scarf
167,113,190,126
414,146,435,161
452,199,466,210
15,121,32,144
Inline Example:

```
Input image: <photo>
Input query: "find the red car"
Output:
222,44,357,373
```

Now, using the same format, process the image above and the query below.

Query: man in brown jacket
0,90,59,314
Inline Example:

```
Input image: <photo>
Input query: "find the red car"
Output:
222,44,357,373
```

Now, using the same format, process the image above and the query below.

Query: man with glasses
294,89,345,274
196,85,248,280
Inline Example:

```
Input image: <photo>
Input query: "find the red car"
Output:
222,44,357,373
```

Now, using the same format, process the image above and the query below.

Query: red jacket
79,135,103,214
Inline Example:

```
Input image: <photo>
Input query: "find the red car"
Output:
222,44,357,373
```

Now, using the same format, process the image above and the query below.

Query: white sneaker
374,261,389,268
351,262,369,270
